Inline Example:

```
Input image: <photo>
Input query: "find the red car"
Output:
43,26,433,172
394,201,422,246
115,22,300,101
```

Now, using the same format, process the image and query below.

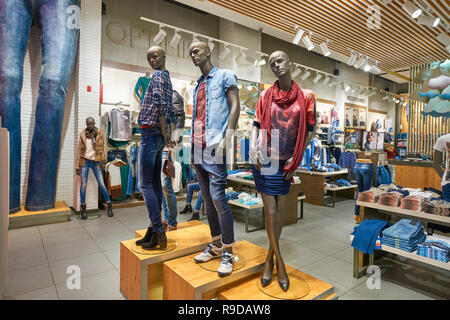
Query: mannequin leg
275,194,289,286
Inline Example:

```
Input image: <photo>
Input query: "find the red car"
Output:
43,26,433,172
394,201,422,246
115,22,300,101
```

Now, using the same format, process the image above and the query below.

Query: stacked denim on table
417,236,450,263
381,219,426,252
351,219,391,254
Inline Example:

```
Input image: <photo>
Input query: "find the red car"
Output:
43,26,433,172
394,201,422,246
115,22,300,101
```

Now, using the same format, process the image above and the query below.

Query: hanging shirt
434,133,450,186
84,138,96,161
192,81,207,148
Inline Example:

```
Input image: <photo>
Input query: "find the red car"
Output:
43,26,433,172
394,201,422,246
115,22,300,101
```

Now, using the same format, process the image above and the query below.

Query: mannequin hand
76,169,80,176
250,150,263,172
217,138,227,157
189,154,195,169
283,157,295,180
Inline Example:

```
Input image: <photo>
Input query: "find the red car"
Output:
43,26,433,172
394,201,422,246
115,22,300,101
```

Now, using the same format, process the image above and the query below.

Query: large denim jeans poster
0,0,80,213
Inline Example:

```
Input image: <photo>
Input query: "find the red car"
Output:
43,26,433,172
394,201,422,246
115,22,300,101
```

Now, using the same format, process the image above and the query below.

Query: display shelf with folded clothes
381,219,427,253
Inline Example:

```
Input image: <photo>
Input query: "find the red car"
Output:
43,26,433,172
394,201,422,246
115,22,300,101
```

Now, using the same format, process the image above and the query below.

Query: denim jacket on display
191,66,238,147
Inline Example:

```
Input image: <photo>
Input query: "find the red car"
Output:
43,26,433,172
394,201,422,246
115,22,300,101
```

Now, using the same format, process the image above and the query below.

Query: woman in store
76,117,113,219
250,51,317,292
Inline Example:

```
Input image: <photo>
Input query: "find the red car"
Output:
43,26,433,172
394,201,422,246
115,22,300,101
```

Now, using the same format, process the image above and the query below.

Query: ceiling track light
371,63,382,74
351,86,360,94
291,66,302,78
190,34,200,47
359,88,368,95
244,53,257,65
417,15,440,27
169,30,181,48
382,94,390,101
302,34,314,51
354,56,366,69
255,56,267,67
208,39,215,52
344,83,352,92
235,49,246,64
301,70,311,81
367,89,377,97
319,41,331,57
347,51,358,66
329,79,337,87
292,27,305,45
219,45,231,61
313,73,322,84
364,63,372,72
322,77,330,86
153,26,167,44
402,1,422,19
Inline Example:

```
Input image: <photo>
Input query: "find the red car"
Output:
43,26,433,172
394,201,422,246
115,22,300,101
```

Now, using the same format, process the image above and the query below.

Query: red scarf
260,80,308,173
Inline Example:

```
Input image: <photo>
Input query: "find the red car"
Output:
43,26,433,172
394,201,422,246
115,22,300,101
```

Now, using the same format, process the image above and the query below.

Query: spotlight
364,63,371,72
329,78,337,87
319,41,331,56
313,73,322,84
153,26,167,44
302,35,314,51
371,64,382,74
301,70,311,81
367,89,377,97
255,57,267,67
208,39,215,52
292,27,305,45
235,49,246,64
418,15,440,27
402,1,422,19
344,83,351,92
291,66,302,78
190,35,200,47
382,93,390,101
354,56,366,69
437,32,450,47
244,53,257,65
352,86,361,94
169,30,181,48
219,45,231,60
359,88,368,95
395,99,401,103
322,77,330,86
246,85,253,91
347,51,358,66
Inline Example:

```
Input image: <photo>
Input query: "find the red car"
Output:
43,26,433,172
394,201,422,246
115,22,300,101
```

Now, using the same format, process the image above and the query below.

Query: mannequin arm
433,150,445,178
250,125,263,171
218,86,240,153
134,78,142,100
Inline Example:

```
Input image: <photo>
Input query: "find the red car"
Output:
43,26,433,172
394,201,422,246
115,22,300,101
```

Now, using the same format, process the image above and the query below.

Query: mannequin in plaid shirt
135,46,175,251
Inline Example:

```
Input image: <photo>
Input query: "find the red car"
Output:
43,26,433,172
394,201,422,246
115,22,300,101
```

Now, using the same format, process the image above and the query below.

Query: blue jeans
354,162,374,216
376,166,392,187
80,159,111,205
442,184,450,202
162,151,178,227
0,0,80,213
194,161,234,246
187,182,203,211
138,128,165,232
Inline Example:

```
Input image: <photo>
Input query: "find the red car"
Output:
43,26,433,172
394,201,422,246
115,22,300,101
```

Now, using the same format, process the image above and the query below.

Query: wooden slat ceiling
207,0,450,72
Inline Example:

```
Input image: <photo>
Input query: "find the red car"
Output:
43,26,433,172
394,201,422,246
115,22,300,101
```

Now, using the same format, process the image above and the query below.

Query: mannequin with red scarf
250,51,317,291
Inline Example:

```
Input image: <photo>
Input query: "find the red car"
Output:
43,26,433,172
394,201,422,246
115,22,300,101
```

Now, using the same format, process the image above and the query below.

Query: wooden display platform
8,202,71,229
135,220,205,238
163,241,268,300
218,264,335,300
120,223,211,300
103,198,145,209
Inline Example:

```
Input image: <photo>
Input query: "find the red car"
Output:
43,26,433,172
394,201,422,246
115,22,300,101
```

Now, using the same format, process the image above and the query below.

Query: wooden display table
120,223,211,300
324,185,357,208
228,199,265,233
218,264,336,300
8,201,71,229
135,220,205,238
226,176,302,227
163,240,268,300
352,201,450,279
295,169,354,206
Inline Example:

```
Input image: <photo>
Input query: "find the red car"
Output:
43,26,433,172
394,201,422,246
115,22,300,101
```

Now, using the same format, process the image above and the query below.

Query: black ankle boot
81,204,87,220
180,204,192,214
142,230,167,250
107,202,113,217
187,211,200,221
136,227,153,246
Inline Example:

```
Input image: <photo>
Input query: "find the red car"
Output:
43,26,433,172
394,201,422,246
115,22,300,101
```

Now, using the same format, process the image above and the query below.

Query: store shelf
356,201,450,227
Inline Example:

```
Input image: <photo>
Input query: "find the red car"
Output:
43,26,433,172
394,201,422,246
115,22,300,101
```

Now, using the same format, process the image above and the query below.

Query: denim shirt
191,66,238,147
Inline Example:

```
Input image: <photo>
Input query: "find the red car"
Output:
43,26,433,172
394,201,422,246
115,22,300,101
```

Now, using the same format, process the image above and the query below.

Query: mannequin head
188,41,211,68
86,117,95,133
147,46,166,71
268,51,291,79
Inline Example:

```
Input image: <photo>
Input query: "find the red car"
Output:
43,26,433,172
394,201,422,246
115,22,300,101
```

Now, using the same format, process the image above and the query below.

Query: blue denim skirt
251,160,291,196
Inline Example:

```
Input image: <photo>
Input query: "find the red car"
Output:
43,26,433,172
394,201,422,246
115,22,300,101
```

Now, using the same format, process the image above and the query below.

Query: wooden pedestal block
135,220,205,238
218,265,336,300
8,202,71,229
120,223,211,300
163,241,268,300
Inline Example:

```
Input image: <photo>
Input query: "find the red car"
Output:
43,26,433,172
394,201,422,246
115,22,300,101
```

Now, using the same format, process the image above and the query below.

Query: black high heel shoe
260,257,274,287
276,262,290,292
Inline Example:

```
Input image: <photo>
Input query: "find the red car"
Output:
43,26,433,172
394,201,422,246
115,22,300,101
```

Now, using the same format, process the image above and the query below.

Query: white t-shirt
433,133,450,186
84,138,96,161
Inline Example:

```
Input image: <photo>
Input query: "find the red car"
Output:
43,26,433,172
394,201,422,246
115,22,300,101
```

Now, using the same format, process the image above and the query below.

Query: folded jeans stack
382,219,426,252
417,236,450,263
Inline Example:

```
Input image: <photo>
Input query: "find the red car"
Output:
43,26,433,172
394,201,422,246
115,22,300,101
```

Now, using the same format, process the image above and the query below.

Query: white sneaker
194,243,223,263
217,251,234,276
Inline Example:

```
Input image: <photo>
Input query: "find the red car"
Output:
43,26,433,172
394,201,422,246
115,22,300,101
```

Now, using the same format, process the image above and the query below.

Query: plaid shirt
138,70,174,127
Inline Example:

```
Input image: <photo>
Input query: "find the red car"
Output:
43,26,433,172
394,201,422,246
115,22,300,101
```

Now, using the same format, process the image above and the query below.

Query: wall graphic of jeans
0,0,80,213
138,128,165,232
353,162,374,216
80,159,111,205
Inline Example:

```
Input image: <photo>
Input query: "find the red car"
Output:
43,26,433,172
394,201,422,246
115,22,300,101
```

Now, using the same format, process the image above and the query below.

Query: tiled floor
4,199,449,300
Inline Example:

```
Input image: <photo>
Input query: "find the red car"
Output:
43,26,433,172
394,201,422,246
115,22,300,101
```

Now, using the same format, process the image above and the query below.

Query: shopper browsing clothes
250,51,317,291
188,41,240,276
135,46,174,250
433,133,450,201
75,117,113,219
